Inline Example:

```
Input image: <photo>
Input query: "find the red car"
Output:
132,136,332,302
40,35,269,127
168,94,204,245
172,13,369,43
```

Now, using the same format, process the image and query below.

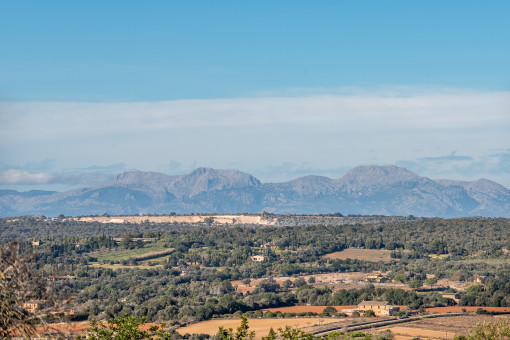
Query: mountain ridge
1,165,509,218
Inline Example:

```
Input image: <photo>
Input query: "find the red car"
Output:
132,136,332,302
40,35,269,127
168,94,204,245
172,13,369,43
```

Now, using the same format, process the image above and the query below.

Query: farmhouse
250,255,265,262
358,300,400,316
365,273,389,283
23,300,45,313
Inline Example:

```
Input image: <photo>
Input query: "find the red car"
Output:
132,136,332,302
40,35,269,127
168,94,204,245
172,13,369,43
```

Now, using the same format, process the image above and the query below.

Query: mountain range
1,165,509,218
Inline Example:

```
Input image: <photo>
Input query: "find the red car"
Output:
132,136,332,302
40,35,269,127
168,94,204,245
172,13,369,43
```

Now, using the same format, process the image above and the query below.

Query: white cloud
0,169,114,186
0,169,54,185
0,87,508,188
1,90,508,143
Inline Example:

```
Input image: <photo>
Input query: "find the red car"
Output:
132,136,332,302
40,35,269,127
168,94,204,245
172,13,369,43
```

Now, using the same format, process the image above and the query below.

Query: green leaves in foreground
218,317,314,340
87,314,172,340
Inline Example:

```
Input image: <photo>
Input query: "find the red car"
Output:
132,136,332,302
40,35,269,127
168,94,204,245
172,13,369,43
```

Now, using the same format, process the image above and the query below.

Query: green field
93,245,173,262
455,258,510,265
139,253,174,263
90,263,164,270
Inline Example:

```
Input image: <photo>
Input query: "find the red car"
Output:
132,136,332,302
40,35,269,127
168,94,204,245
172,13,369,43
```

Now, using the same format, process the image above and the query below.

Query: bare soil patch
323,248,396,262
74,215,275,225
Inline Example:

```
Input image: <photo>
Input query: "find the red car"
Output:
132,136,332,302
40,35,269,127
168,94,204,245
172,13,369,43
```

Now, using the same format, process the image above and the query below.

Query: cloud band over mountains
1,88,509,188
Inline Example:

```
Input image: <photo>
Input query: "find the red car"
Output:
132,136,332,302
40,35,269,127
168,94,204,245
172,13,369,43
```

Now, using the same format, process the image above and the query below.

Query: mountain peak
340,165,422,187
168,167,261,197
112,170,172,186
1,165,508,217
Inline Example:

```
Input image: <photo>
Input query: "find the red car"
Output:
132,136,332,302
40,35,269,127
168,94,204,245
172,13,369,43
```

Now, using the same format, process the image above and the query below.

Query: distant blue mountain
1,165,509,218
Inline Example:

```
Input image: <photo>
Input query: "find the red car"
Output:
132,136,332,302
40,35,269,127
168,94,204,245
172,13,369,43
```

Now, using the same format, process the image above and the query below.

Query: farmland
91,244,174,262
2,216,510,339
322,248,396,262
176,318,348,338
260,305,357,314
373,314,510,340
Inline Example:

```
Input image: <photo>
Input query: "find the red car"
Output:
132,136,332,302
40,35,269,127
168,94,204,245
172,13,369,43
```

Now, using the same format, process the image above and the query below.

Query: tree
467,319,510,339
282,279,292,290
87,314,172,340
263,327,277,340
322,306,338,317
364,309,376,317
409,279,423,290
277,325,315,340
218,317,255,340
393,273,409,283
1,242,56,339
294,277,307,287
425,277,438,288
219,318,315,340
254,278,280,293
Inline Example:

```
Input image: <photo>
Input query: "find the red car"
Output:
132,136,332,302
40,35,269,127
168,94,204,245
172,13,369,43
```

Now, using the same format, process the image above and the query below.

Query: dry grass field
322,248,396,262
374,326,458,340
371,314,510,340
261,305,357,313
176,318,348,338
425,306,510,313
40,314,510,339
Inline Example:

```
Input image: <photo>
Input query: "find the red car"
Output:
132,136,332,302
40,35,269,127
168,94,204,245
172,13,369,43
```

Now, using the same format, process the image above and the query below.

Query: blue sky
1,1,509,190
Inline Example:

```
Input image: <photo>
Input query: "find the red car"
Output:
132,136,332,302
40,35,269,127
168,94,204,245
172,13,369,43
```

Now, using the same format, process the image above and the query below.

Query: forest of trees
1,216,509,326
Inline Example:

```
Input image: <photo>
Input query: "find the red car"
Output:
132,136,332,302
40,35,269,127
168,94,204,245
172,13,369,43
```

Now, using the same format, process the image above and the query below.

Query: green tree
262,327,277,340
254,278,280,293
218,317,255,340
276,326,315,340
425,277,437,288
322,306,338,317
409,279,423,289
87,314,171,340
364,309,376,317
393,273,409,283
1,242,56,339
467,319,510,339
294,277,307,287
